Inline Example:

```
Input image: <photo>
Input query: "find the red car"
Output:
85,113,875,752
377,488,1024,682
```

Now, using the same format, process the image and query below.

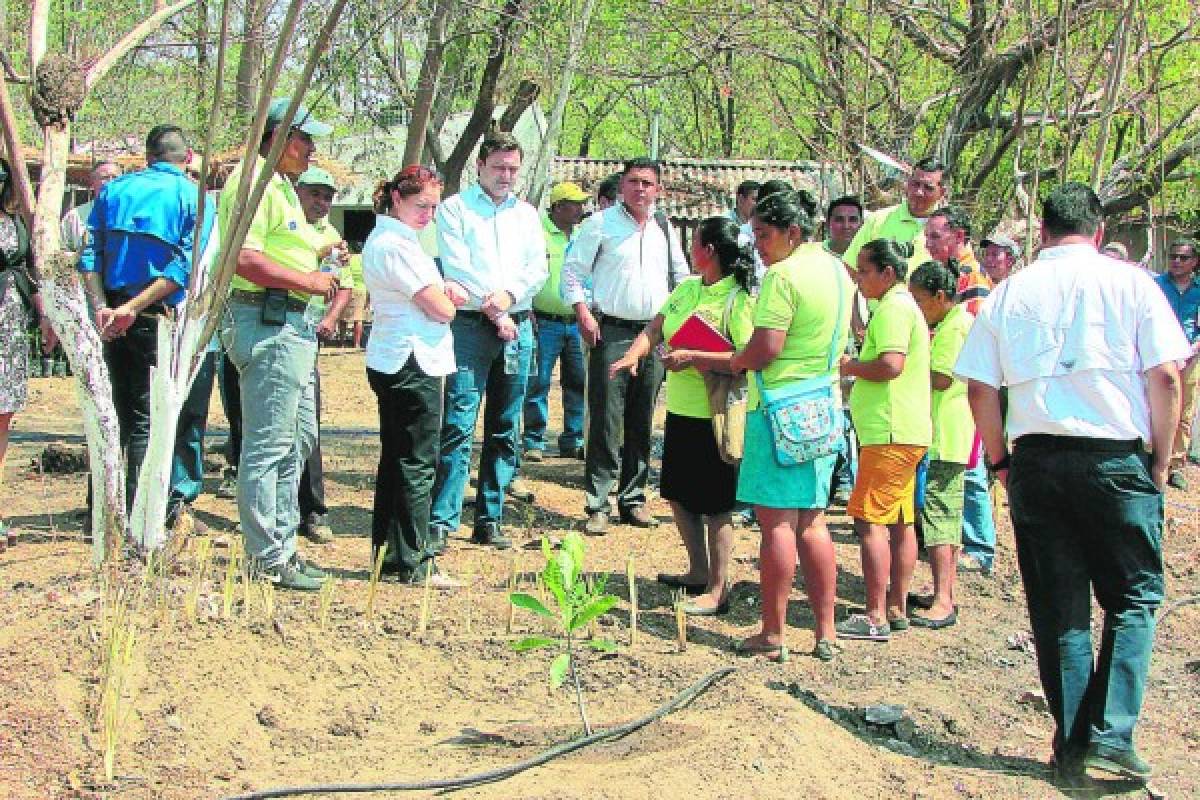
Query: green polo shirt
532,214,574,317
928,303,975,462
660,275,752,419
842,201,933,272
221,156,317,301
343,254,364,292
735,243,852,409
849,283,932,446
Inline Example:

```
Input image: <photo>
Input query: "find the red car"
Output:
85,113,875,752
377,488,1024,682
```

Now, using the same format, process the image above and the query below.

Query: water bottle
304,252,342,327
503,339,520,375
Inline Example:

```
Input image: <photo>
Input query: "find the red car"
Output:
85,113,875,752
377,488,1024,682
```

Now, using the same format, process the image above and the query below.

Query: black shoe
471,522,512,550
560,445,585,460
506,479,535,502
618,505,659,528
1084,743,1152,781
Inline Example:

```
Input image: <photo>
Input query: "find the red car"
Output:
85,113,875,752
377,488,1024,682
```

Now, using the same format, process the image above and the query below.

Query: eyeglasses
1169,254,1197,261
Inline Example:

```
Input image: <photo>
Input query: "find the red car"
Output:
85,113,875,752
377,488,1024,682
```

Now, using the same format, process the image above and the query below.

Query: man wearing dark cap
218,98,338,590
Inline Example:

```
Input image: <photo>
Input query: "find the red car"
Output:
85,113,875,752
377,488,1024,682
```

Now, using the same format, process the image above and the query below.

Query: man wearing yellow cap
519,182,590,473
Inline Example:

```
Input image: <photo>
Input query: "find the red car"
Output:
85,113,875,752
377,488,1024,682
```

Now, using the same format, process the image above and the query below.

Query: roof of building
549,157,849,223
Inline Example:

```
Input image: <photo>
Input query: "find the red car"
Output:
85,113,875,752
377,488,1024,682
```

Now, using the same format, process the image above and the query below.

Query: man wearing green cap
293,166,351,544
520,181,589,468
218,97,338,590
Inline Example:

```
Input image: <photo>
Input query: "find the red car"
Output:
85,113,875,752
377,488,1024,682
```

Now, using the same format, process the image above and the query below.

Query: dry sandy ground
0,349,1197,800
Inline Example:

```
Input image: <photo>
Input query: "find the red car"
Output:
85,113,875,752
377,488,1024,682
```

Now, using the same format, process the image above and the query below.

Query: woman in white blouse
364,165,466,587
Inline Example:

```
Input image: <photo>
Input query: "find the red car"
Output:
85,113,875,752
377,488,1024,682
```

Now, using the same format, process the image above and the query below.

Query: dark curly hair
373,165,442,214
695,216,756,293
859,239,914,281
909,260,957,298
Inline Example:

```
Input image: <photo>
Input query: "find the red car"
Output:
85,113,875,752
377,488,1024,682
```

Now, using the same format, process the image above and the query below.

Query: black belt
457,309,531,323
1014,434,1143,453
229,288,308,313
534,311,576,324
597,314,649,331
105,289,166,317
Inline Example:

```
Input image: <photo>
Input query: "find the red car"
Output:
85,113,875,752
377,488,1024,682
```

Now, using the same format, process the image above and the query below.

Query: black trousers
583,320,665,514
104,312,159,513
298,364,327,517
219,348,242,468
368,356,442,578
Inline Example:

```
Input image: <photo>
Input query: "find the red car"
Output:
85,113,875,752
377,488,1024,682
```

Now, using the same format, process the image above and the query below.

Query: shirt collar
374,213,419,241
147,161,186,177
1038,243,1101,261
467,182,516,210
542,213,569,239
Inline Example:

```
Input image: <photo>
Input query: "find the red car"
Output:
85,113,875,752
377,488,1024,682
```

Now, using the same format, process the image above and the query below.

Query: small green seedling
509,533,617,735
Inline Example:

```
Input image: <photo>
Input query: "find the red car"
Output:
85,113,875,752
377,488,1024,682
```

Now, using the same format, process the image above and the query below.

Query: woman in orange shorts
836,239,931,642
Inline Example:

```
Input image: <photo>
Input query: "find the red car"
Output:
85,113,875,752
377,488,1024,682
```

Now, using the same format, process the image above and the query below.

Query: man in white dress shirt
955,182,1187,785
561,157,690,534
429,133,548,550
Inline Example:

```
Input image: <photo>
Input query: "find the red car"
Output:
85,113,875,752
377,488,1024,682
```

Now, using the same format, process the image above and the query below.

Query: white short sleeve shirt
954,243,1190,442
363,214,455,376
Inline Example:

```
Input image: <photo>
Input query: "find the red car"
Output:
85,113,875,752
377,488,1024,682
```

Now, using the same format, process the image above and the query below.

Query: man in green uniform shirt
842,156,946,271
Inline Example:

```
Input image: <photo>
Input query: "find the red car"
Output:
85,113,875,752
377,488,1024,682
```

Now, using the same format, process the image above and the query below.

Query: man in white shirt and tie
429,133,548,550
561,157,690,534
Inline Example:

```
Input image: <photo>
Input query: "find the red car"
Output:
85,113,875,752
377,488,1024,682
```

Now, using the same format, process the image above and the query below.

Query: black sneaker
470,522,512,550
1084,743,1152,781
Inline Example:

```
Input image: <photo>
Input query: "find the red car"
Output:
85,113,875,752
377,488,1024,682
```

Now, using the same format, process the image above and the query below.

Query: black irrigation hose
222,666,736,800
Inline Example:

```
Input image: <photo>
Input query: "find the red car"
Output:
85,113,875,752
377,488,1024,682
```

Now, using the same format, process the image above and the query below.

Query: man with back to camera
78,125,212,534
218,97,338,590
1153,237,1200,490
955,182,1186,785
561,157,690,534
429,132,548,551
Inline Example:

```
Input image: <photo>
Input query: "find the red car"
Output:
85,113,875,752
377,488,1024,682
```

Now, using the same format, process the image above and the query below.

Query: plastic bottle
304,252,342,327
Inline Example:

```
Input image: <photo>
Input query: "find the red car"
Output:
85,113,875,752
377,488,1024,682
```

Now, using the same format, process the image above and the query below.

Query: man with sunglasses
218,97,338,590
1153,238,1200,489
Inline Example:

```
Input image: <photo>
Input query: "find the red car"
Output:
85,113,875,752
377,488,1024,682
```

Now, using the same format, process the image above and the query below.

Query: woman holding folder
609,216,756,616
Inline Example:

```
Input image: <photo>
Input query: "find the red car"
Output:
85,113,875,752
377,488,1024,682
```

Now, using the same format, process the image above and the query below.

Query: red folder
668,313,734,353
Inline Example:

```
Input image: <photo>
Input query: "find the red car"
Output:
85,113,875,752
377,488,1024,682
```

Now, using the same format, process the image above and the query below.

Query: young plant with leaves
509,533,617,735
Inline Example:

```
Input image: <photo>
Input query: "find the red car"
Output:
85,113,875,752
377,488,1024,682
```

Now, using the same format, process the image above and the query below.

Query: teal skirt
736,408,837,510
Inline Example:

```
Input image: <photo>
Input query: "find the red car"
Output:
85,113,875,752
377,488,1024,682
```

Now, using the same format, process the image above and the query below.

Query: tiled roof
550,157,848,223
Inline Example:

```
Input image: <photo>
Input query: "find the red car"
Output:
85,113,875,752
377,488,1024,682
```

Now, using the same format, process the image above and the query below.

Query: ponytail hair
373,165,442,214
752,190,815,239
860,238,914,281
909,260,957,298
695,216,757,293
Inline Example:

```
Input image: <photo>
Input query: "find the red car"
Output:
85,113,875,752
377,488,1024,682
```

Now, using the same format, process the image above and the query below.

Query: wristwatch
987,453,1011,472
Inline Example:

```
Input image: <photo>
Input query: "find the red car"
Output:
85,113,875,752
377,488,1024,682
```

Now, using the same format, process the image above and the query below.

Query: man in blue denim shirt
1154,237,1200,489
79,125,212,517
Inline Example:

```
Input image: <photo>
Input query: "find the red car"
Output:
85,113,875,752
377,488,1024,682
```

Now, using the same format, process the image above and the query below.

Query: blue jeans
522,316,585,453
220,303,319,569
961,459,996,568
431,314,534,531
169,350,217,511
1007,438,1163,758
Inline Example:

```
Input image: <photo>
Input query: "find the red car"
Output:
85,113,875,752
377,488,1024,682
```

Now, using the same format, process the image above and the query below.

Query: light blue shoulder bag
754,258,848,466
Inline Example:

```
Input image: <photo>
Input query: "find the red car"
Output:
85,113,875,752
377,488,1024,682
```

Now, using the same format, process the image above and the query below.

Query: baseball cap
548,181,589,205
265,97,332,137
297,167,337,190
981,232,1020,258
1101,241,1129,260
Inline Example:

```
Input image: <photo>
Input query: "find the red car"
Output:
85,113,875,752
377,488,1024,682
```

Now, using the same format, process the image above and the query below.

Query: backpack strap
654,210,680,291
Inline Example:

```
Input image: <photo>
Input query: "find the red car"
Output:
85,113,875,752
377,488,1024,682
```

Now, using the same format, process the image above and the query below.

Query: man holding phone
218,98,337,590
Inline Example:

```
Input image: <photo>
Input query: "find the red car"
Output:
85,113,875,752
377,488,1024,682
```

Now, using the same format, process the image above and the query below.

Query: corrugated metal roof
550,157,848,223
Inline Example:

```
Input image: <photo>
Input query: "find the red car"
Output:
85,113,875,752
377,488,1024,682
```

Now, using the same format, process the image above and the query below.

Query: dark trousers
218,347,242,468
298,365,326,517
104,313,159,513
1007,436,1164,758
583,321,664,514
168,350,217,513
368,357,442,578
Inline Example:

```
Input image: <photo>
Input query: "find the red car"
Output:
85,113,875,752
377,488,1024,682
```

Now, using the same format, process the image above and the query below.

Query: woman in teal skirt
729,191,854,661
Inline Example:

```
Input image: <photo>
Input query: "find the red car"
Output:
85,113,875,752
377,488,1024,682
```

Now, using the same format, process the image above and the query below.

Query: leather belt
457,309,532,323
1014,434,1143,453
597,313,649,332
229,288,308,313
534,311,576,324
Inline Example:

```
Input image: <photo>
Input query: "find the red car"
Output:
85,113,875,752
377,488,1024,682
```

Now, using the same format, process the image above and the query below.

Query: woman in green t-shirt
836,239,931,643
609,217,756,616
729,191,853,662
908,261,975,629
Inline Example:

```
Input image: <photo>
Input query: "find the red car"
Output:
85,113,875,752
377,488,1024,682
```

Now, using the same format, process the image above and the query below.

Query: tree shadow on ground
769,680,1147,798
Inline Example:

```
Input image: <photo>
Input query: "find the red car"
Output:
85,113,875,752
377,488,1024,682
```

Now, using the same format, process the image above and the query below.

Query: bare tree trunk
525,0,598,207
441,0,531,195
234,0,265,117
402,0,453,167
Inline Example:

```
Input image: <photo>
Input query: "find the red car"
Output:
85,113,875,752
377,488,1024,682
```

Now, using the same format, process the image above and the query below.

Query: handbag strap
754,252,849,399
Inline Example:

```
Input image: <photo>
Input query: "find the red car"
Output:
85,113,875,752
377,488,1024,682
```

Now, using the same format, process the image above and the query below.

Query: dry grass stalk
317,578,336,630
184,537,213,624
96,575,142,782
258,578,276,623
221,540,240,620
626,553,639,647
505,551,519,634
674,590,687,652
365,544,387,620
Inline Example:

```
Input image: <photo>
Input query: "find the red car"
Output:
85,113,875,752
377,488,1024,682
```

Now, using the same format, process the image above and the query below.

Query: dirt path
1,350,1196,799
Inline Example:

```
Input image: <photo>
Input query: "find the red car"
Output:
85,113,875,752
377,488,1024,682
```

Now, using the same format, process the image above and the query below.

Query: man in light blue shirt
430,133,548,550
1154,237,1200,488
